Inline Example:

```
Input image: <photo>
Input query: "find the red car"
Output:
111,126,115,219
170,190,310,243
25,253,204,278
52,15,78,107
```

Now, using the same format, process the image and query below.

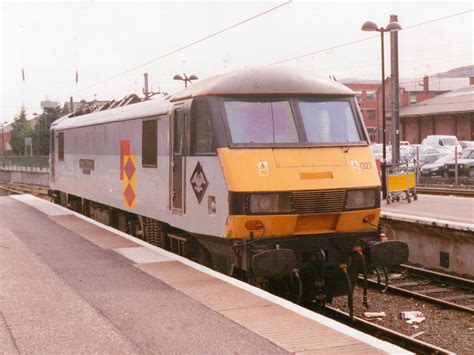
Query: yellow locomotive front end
208,90,408,309
222,146,381,239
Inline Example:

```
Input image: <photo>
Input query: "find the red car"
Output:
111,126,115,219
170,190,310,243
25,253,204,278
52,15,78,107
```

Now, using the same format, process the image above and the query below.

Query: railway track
2,180,470,352
416,185,474,197
362,264,474,314
0,182,49,196
323,305,454,354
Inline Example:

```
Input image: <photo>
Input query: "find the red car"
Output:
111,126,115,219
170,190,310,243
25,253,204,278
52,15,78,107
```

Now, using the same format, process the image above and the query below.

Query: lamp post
361,19,402,199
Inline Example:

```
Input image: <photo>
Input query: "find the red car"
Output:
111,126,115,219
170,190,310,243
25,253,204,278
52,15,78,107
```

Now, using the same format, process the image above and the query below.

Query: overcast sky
1,1,473,122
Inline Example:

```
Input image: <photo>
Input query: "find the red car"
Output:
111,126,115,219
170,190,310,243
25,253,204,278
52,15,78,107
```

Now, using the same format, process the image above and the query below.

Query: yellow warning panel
387,172,415,192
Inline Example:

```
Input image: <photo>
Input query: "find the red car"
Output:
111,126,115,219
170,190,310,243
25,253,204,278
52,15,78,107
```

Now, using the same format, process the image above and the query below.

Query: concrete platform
382,194,473,225
381,194,473,275
0,194,408,354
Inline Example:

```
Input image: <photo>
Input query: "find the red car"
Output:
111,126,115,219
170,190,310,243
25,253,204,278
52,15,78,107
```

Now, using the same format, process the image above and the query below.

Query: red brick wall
456,114,473,141
435,115,453,135
344,83,379,129
0,131,11,153
401,113,474,144
402,117,418,143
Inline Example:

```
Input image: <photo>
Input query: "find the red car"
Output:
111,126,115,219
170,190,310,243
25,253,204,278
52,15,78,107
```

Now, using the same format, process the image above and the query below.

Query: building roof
340,78,380,85
401,77,470,92
169,67,354,102
400,85,474,117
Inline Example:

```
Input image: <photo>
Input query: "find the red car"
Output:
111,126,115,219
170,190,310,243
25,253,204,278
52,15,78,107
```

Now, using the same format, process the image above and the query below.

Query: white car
422,135,462,156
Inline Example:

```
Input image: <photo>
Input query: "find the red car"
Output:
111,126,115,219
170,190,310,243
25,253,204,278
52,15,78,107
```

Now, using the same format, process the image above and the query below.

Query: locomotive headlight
345,189,377,210
249,193,293,214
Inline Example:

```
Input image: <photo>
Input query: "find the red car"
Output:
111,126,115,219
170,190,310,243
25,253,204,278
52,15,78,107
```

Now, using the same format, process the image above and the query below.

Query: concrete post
390,14,400,165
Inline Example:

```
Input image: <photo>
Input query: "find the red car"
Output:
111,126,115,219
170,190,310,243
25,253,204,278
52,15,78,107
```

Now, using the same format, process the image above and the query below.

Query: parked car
420,155,455,177
460,141,474,149
402,153,447,171
444,147,474,177
421,135,462,155
371,144,383,160
412,144,437,155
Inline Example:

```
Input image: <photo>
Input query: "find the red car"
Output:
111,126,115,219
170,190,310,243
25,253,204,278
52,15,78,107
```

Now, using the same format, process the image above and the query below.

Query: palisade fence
0,156,49,171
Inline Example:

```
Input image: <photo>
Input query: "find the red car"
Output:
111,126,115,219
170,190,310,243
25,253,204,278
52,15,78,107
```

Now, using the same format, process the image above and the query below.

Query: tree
32,106,64,155
10,107,34,155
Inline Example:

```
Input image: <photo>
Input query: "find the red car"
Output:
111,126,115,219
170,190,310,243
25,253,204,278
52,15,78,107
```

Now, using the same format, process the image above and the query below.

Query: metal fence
0,156,49,171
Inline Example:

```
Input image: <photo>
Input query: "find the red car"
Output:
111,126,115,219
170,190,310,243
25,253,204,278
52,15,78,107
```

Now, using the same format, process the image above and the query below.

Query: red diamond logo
124,183,135,206
124,157,135,180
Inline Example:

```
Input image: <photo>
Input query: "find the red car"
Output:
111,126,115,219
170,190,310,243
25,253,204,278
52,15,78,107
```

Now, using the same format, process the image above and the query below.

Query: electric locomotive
49,67,408,309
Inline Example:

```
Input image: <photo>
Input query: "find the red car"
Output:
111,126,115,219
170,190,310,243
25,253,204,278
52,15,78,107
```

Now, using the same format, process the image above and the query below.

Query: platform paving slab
2,195,408,354
0,196,287,354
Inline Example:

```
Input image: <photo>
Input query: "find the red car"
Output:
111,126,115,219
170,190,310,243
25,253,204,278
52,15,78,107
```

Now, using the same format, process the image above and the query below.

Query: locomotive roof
169,66,354,101
52,67,354,131
52,94,170,130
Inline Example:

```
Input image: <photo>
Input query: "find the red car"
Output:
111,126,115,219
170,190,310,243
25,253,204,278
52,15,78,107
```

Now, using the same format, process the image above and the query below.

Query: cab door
170,106,185,213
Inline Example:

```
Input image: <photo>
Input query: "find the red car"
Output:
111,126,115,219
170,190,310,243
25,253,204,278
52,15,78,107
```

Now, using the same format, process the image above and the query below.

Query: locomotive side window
192,100,215,155
298,100,362,143
50,130,55,153
224,100,298,144
173,110,184,154
58,132,64,161
142,118,157,167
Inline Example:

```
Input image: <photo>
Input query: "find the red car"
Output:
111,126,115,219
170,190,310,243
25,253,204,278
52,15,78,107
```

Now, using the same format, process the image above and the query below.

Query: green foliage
10,105,63,156
32,106,62,155
10,107,34,155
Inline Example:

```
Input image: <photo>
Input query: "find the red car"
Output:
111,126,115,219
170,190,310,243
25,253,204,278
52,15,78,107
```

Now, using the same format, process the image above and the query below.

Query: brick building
400,83,474,143
0,123,13,156
374,76,470,144
342,80,379,142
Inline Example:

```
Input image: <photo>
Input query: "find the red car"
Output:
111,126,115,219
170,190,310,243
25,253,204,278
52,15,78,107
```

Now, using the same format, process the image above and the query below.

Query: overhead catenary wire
270,9,473,66
311,52,473,76
71,0,293,96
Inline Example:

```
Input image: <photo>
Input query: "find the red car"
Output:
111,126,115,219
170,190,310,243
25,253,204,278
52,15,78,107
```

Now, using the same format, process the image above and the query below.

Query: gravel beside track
331,287,474,354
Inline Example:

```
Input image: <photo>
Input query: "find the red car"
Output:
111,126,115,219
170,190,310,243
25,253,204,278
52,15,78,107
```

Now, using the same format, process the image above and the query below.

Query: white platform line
382,211,474,232
13,194,410,355
114,246,172,264
10,194,71,216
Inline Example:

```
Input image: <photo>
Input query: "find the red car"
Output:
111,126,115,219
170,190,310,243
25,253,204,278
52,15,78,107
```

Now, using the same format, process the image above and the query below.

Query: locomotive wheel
196,243,214,269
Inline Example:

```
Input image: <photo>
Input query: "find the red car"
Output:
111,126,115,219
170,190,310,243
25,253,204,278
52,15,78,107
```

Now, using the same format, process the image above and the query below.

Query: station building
400,81,474,143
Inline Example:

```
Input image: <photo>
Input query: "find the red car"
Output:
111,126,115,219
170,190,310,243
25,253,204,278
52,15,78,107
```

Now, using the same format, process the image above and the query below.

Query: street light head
173,74,184,81
361,21,379,32
188,74,198,81
385,21,402,32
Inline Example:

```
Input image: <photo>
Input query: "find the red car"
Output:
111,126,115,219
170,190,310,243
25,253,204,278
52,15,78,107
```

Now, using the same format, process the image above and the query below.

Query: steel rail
363,278,474,314
324,305,454,355
400,264,474,290
360,265,474,314
0,182,48,196
416,186,474,197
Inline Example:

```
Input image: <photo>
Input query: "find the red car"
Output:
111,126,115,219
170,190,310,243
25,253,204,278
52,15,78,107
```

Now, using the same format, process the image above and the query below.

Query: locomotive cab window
224,100,299,144
58,131,64,161
142,118,157,167
221,97,365,146
191,99,216,155
298,100,363,143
